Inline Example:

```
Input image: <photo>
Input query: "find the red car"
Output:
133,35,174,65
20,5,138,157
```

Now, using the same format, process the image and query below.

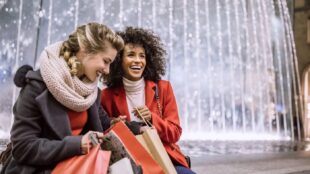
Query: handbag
0,142,12,173
52,133,111,174
0,142,12,165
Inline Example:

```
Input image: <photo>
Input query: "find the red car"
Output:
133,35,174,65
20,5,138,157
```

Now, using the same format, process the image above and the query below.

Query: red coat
101,80,189,168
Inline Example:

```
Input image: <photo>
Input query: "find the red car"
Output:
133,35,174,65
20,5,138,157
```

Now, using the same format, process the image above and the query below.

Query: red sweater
68,110,88,136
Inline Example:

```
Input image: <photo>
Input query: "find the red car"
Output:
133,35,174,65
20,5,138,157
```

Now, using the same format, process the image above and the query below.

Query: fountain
0,0,302,142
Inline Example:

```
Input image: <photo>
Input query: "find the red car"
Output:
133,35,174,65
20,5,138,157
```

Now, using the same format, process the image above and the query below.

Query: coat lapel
113,87,131,121
35,90,71,139
86,103,103,131
145,80,156,108
113,81,156,121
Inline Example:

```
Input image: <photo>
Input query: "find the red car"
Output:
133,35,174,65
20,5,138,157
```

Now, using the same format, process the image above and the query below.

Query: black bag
0,142,13,173
185,156,191,168
0,142,12,165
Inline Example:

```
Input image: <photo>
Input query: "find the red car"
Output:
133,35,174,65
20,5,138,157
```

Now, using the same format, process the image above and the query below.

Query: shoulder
145,79,170,87
14,66,47,110
14,65,46,93
101,86,119,103
102,86,121,96
101,86,122,107
102,87,114,94
25,71,46,95
157,80,170,85
156,80,172,89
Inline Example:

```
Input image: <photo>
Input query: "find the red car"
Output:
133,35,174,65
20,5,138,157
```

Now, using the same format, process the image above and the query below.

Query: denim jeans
175,165,196,174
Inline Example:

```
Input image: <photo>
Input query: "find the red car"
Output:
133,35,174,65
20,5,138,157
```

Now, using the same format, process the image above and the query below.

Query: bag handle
89,132,99,146
85,132,100,154
136,107,153,128
135,83,162,128
154,84,163,118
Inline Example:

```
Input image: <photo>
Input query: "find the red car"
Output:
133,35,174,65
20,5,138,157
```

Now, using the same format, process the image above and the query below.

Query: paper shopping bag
136,127,177,174
52,145,110,174
101,122,164,174
108,157,134,174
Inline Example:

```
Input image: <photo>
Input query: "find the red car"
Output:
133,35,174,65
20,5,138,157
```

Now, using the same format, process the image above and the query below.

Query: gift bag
52,133,111,174
52,145,110,174
108,157,134,174
101,132,143,174
102,122,164,174
136,127,177,174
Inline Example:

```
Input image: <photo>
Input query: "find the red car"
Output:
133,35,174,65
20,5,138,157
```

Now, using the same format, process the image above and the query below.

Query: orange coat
101,80,189,168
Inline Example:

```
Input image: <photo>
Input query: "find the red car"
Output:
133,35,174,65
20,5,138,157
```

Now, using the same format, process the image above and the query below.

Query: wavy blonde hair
60,22,124,75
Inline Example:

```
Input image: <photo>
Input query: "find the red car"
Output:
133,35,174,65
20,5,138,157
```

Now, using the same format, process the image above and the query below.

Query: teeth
130,65,141,70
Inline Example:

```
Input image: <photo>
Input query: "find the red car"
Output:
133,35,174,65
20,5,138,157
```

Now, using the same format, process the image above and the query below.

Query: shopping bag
136,127,177,174
101,131,143,174
102,121,164,174
108,157,134,174
52,144,110,174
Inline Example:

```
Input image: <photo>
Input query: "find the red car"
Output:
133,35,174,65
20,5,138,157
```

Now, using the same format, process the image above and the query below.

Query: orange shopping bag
52,145,111,174
102,122,164,174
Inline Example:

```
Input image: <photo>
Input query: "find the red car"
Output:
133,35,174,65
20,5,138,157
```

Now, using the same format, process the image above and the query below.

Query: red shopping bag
103,122,164,174
52,145,110,174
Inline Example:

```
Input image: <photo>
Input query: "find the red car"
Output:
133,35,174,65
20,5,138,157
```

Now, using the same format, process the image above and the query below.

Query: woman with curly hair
0,22,124,174
101,27,195,174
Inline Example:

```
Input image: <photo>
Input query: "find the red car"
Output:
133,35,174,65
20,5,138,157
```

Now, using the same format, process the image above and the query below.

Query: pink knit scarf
39,42,98,112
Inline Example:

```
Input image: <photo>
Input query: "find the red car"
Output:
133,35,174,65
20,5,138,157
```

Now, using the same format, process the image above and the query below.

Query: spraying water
0,0,302,141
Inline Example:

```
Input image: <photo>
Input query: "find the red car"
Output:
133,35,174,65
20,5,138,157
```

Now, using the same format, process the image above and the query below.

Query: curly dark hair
106,27,166,87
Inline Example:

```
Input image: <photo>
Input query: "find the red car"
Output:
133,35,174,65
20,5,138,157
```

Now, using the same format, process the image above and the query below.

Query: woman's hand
139,126,149,133
133,106,152,122
110,115,127,126
80,131,104,154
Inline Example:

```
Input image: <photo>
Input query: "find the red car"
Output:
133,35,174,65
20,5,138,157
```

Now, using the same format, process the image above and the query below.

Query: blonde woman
0,22,124,174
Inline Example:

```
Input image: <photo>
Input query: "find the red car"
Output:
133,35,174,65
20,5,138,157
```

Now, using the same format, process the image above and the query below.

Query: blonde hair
60,22,124,75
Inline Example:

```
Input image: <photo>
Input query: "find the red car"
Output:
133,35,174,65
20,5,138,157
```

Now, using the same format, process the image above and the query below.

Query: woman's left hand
110,115,127,126
133,106,152,122
81,131,105,154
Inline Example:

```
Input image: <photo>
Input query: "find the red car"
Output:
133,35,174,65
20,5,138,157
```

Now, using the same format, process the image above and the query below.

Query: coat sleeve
151,81,182,144
101,89,116,118
10,80,82,166
98,105,111,131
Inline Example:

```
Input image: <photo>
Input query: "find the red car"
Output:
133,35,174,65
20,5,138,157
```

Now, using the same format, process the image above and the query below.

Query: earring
68,56,81,76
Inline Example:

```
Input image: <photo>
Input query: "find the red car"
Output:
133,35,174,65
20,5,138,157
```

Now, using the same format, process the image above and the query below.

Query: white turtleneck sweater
123,77,145,122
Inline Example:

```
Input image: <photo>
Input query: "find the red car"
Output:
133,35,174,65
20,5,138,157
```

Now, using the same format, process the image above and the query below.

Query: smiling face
121,44,146,81
76,43,117,82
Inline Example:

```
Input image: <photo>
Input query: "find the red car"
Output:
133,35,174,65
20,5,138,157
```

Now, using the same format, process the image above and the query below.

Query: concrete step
191,151,310,174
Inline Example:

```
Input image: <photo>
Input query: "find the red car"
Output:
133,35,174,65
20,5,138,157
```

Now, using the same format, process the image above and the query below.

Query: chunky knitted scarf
40,42,98,112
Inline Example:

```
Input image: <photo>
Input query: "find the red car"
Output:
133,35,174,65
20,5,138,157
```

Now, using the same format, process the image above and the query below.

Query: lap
175,165,196,174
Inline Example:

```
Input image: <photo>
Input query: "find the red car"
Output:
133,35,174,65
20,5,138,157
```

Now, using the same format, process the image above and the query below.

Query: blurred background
1,0,310,157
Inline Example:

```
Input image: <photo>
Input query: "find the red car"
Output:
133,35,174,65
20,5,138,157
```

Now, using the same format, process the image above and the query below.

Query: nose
104,65,110,74
101,63,110,75
133,55,142,62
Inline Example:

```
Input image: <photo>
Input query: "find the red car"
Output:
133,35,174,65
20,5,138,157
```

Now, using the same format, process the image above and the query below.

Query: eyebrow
126,50,145,55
